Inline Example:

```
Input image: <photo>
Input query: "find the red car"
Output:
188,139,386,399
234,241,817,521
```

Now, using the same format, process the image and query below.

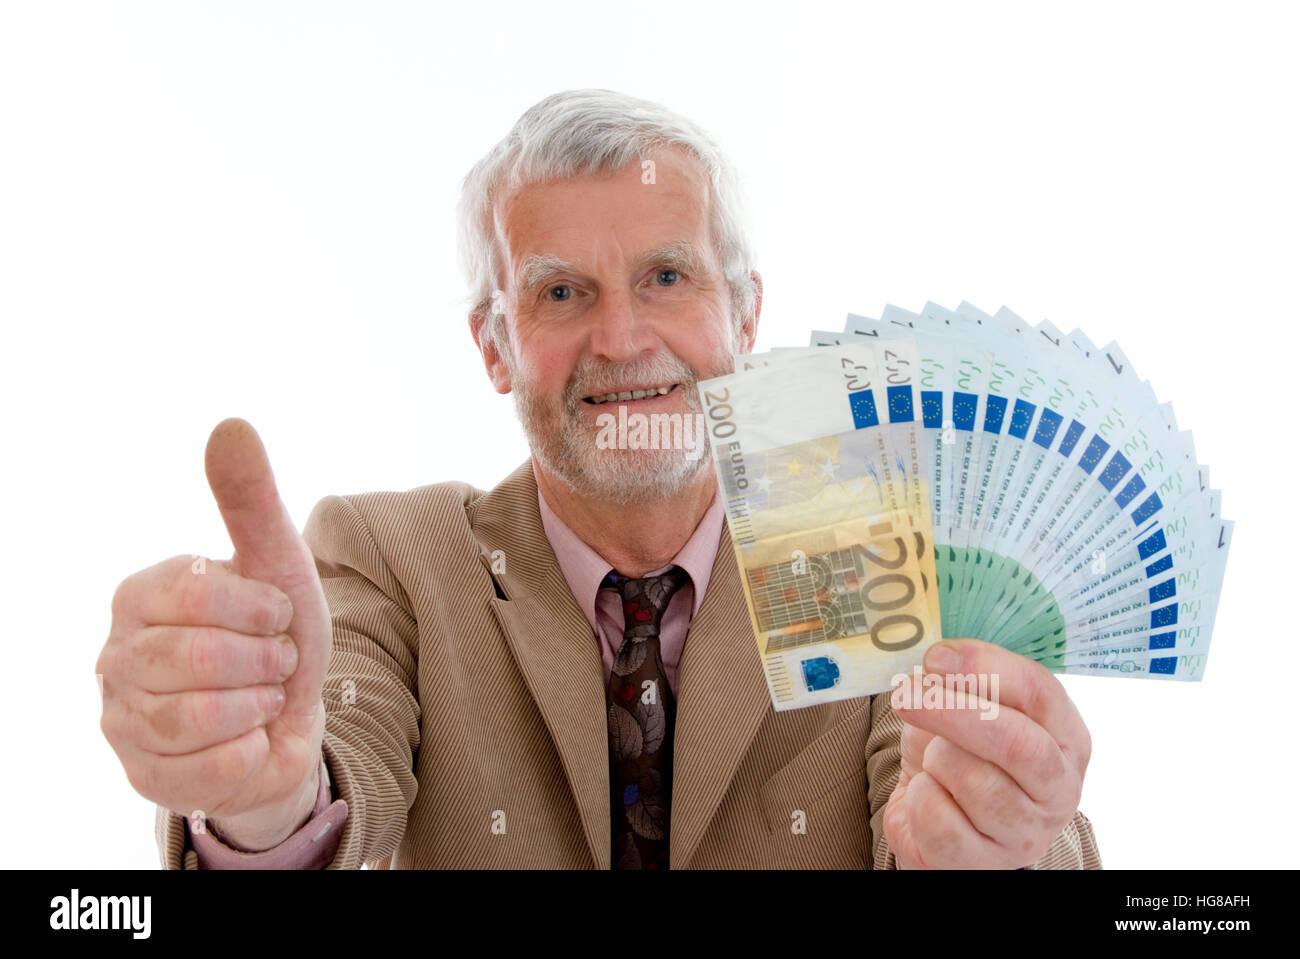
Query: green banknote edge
936,546,1067,671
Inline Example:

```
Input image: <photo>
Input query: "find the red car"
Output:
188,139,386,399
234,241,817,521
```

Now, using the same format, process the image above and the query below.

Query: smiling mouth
581,383,681,405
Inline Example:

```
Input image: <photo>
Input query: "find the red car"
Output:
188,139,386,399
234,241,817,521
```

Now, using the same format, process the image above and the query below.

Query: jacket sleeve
155,493,422,870
864,690,1102,870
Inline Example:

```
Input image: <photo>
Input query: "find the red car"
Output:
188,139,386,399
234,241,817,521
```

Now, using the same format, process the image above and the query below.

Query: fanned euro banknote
697,300,1232,711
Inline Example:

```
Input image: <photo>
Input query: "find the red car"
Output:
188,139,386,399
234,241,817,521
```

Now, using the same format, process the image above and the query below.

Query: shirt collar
535,471,725,636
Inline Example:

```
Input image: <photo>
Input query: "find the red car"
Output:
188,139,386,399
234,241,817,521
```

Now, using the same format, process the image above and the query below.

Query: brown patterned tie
602,566,690,870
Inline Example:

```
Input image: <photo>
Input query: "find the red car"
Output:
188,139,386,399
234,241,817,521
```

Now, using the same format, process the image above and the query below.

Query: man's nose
587,286,657,362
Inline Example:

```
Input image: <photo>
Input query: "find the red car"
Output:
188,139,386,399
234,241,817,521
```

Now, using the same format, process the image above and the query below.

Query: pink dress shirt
536,482,724,699
184,478,724,868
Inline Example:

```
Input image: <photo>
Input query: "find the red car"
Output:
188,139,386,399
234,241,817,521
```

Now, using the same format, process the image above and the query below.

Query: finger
920,734,1045,856
890,672,938,773
205,418,332,719
890,686,1072,803
205,418,313,595
899,720,936,780
923,638,1090,762
105,684,286,755
117,555,293,637
903,769,1008,869
117,624,299,693
117,726,271,817
882,779,921,867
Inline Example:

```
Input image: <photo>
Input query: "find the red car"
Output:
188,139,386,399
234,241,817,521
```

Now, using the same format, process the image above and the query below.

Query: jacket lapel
670,522,773,868
471,460,611,869
468,459,774,871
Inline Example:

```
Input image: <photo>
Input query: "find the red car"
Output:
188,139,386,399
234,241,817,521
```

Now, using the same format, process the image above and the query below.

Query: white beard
507,346,730,506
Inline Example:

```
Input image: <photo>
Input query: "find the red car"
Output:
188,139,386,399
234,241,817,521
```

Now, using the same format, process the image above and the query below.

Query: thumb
206,418,306,585
205,417,331,720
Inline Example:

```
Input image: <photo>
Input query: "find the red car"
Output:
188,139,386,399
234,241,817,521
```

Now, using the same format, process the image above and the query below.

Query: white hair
456,88,760,352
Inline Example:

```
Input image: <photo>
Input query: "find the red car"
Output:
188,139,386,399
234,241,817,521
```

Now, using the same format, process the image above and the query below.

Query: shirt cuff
186,757,348,869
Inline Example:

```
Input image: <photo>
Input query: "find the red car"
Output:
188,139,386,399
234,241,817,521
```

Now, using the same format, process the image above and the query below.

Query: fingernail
277,636,299,679
272,598,294,633
925,643,960,674
265,685,286,717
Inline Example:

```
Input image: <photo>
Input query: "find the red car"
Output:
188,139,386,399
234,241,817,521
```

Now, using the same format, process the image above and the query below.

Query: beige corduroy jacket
157,460,1101,870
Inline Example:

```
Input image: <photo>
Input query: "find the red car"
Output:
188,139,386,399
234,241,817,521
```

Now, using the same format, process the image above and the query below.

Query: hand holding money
699,298,1233,710
883,638,1091,869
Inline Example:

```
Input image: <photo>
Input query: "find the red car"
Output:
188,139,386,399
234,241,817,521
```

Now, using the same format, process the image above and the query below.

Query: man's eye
546,285,572,302
655,269,680,286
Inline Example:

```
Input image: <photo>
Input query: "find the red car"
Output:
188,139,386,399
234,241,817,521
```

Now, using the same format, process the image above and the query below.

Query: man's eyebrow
514,253,575,296
635,240,709,278
512,241,710,295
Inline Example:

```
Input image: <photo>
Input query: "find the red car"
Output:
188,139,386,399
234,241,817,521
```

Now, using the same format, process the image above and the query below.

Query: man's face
480,148,757,504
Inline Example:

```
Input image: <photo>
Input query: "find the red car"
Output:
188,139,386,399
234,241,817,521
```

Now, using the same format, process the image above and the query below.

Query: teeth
587,384,674,405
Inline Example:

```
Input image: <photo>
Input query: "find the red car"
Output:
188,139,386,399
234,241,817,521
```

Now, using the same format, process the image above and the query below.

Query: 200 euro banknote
698,345,943,710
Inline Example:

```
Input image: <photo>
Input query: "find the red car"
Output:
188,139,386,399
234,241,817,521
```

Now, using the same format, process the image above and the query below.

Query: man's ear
737,269,763,354
469,305,512,395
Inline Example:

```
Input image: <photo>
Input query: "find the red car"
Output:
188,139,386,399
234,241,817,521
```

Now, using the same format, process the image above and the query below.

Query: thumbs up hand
98,419,333,850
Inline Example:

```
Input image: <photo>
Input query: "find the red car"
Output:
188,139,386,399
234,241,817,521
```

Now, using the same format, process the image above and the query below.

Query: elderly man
99,89,1100,869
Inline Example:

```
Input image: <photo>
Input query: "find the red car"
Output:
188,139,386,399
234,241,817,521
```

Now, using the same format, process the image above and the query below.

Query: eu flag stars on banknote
697,300,1232,712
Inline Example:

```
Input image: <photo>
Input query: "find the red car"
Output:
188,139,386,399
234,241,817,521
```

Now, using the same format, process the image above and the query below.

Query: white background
2,0,1294,868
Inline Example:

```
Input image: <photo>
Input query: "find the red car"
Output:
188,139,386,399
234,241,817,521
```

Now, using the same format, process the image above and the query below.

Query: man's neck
532,456,717,578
